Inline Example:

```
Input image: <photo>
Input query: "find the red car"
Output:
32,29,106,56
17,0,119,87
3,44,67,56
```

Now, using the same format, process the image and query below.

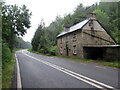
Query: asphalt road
15,50,119,89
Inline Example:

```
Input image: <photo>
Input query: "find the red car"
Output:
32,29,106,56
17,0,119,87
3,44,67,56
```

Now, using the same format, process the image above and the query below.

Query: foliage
38,48,48,54
46,16,64,46
2,4,32,51
2,49,16,88
2,4,32,88
93,9,109,29
1,3,35,88
49,46,57,55
2,3,31,65
2,42,12,64
2,59,15,88
31,20,46,51
31,17,63,54
111,28,120,44
96,2,120,43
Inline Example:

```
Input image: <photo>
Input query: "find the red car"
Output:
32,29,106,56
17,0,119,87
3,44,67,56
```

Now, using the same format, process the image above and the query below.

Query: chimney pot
64,26,69,31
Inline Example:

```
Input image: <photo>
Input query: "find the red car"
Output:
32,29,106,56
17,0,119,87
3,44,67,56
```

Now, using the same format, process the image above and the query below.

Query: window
89,20,93,26
73,45,77,54
60,47,63,55
66,35,68,43
89,20,94,30
60,38,62,44
73,33,76,41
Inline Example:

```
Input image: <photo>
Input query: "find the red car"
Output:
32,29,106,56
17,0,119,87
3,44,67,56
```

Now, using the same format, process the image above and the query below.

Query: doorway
66,44,69,56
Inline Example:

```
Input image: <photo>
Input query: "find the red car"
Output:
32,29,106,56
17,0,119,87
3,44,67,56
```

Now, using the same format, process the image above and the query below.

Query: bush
2,43,12,64
49,46,57,56
38,48,44,53
38,47,49,54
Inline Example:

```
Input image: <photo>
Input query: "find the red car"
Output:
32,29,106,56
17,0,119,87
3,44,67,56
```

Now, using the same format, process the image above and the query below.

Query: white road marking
15,54,22,89
22,51,116,89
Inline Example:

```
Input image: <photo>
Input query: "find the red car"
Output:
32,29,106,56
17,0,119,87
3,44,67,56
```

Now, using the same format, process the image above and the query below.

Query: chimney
87,13,96,19
64,26,69,32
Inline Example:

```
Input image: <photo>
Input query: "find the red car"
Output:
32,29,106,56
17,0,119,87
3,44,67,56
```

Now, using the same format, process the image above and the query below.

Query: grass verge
55,55,120,68
2,48,20,88
28,49,120,69
2,59,15,88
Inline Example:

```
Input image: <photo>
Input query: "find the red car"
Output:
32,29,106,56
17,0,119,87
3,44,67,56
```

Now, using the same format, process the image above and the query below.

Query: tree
2,4,32,51
31,20,46,51
93,9,109,30
47,16,64,46
96,2,120,43
63,14,73,27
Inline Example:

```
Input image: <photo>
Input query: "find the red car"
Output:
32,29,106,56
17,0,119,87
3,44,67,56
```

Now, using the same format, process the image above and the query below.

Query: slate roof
57,18,90,37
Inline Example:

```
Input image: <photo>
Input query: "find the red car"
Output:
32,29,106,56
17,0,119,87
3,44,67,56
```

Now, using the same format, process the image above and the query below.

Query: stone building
57,13,118,60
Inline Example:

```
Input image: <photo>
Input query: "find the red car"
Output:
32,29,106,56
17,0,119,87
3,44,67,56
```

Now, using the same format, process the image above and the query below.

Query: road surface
15,50,119,89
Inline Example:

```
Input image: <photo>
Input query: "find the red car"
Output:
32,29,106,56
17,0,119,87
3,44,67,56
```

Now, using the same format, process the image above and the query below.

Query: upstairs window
73,45,77,55
73,33,77,41
89,20,94,30
66,35,68,43
60,38,62,44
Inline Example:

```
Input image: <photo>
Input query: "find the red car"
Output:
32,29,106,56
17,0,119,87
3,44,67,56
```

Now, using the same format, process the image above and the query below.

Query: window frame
73,45,77,55
66,35,68,43
73,33,77,41
60,38,62,44
60,47,63,54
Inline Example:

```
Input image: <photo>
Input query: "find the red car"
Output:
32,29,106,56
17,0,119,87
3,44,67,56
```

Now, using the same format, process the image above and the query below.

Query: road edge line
15,53,22,89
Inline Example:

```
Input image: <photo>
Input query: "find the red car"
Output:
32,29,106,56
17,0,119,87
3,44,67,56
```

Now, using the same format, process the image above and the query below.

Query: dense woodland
32,2,120,55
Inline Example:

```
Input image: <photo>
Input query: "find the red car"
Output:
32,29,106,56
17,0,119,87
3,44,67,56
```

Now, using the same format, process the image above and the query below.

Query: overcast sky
5,0,100,42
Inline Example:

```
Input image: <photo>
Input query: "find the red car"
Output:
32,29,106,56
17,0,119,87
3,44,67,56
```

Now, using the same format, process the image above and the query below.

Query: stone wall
103,47,120,61
57,30,83,58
